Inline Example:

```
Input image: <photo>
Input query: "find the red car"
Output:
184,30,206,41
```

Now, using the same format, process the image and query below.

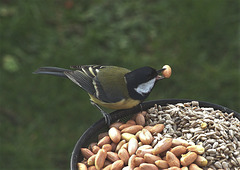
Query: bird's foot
102,111,112,126
90,100,111,126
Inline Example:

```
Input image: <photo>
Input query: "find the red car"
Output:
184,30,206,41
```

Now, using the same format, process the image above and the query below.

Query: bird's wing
64,65,130,103
70,65,104,78
63,65,105,97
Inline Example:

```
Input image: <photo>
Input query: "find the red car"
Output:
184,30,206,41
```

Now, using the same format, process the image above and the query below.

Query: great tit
34,65,171,124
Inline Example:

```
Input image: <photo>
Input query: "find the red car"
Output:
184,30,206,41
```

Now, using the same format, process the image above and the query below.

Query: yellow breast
89,94,140,110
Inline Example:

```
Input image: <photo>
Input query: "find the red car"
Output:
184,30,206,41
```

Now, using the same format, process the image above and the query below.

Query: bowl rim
70,99,239,170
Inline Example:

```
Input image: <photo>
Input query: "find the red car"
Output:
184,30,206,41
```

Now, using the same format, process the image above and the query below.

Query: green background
0,0,239,169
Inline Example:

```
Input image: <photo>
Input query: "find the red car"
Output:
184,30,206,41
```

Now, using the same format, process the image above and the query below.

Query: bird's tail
33,67,71,77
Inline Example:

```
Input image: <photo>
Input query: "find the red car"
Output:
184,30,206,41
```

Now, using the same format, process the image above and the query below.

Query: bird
33,65,171,125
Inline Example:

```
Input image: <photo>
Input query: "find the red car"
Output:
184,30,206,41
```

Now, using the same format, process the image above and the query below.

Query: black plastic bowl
70,99,239,170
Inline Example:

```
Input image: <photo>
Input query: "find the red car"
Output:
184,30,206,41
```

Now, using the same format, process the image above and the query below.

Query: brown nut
134,156,144,166
143,153,161,164
155,160,169,169
166,151,180,168
135,130,142,139
115,140,126,152
110,122,123,129
136,148,153,157
139,163,158,170
170,145,187,157
133,167,141,170
144,125,153,132
140,111,147,116
128,154,136,169
153,138,172,155
139,129,153,145
87,155,96,166
180,152,198,166
172,138,190,147
88,142,97,150
150,124,165,134
92,145,100,154
119,123,132,131
126,119,136,125
77,163,87,170
97,136,111,147
121,125,143,134
81,148,94,159
95,149,107,170
102,144,112,152
121,143,128,150
136,145,153,157
121,133,137,141
162,65,172,78
128,137,138,155
111,142,117,152
189,163,203,170
102,164,112,170
108,127,121,144
187,145,205,155
111,160,124,170
194,155,208,167
107,151,120,162
138,145,152,150
118,148,129,165
135,113,145,126
181,167,188,170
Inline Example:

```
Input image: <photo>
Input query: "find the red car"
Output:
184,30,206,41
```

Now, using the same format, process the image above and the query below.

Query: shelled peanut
78,112,208,170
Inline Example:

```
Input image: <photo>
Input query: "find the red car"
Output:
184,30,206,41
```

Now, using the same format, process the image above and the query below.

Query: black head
125,66,163,101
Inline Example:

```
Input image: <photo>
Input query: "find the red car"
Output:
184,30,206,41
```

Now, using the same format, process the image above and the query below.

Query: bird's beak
157,68,166,74
156,68,166,80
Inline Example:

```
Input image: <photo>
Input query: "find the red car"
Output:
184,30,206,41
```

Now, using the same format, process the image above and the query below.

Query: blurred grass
0,0,239,169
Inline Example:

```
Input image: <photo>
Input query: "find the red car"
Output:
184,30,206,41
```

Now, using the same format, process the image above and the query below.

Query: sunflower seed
214,161,222,169
145,101,240,169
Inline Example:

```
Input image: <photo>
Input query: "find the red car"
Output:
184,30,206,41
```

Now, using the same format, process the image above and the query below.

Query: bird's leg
90,100,111,126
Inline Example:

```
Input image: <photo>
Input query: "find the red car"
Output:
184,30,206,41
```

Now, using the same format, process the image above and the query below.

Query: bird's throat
134,78,156,96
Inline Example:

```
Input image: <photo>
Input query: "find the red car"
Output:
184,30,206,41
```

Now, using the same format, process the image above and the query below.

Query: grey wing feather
34,65,111,102
64,70,96,95
92,77,110,102
66,65,108,99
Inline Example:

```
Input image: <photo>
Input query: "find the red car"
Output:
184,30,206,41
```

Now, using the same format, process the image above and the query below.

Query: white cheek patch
134,78,156,96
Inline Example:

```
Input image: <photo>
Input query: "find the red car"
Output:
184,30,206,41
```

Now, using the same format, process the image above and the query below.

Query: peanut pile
78,112,209,170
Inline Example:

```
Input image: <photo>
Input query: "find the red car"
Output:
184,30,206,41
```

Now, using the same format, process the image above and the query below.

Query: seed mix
145,101,240,170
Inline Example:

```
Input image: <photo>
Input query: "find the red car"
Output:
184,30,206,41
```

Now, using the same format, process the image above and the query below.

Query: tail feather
33,67,71,77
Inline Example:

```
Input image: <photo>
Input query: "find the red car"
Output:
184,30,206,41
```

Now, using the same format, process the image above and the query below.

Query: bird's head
125,65,171,101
